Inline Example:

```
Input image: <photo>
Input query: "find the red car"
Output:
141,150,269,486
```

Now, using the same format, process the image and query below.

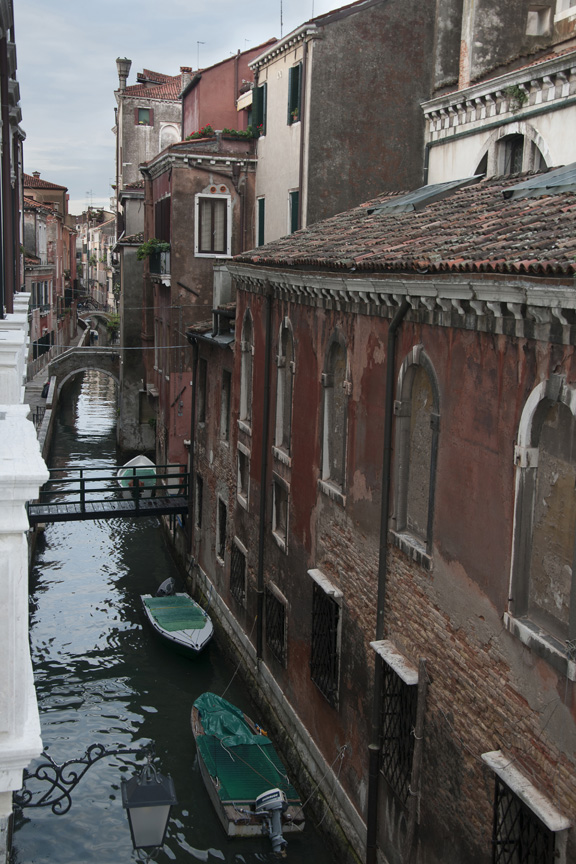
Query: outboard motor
255,788,288,854
156,577,176,597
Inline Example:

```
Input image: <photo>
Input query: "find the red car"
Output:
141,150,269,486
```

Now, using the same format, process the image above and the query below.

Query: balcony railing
149,250,171,276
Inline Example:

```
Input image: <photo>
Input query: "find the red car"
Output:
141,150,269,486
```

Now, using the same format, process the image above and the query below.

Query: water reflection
14,372,332,864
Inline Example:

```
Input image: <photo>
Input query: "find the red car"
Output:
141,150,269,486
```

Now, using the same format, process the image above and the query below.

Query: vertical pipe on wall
366,297,410,864
256,283,273,660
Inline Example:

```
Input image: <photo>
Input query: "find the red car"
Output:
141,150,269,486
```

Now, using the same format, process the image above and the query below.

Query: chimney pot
116,57,132,92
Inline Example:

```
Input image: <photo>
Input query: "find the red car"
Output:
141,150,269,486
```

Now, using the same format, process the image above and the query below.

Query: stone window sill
391,531,432,571
503,613,576,681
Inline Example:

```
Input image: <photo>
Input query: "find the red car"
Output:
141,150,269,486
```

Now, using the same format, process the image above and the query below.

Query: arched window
274,320,294,457
508,377,576,661
239,312,253,428
321,335,349,495
393,346,440,564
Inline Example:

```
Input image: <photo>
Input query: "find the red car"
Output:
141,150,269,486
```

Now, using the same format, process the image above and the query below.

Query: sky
15,0,345,215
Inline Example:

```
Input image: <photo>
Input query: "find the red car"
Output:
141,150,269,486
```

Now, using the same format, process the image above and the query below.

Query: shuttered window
196,195,230,256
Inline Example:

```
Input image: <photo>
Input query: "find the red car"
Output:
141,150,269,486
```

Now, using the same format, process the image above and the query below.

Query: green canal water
12,370,336,864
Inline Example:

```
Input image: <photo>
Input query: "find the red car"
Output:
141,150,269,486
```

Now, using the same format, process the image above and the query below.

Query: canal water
13,371,334,864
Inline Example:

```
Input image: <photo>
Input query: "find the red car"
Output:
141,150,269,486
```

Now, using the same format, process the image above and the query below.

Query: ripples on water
14,372,332,864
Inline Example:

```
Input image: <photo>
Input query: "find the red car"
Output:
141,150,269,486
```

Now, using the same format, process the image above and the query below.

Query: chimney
116,57,132,91
180,66,193,92
33,171,40,179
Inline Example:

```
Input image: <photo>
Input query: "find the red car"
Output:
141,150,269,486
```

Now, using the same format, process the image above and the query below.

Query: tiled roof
236,171,576,277
23,195,54,212
124,72,183,101
23,173,67,190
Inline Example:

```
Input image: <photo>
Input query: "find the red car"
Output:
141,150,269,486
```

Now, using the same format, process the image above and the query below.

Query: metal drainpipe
366,297,410,864
187,335,199,555
297,39,308,229
256,283,273,660
423,141,431,186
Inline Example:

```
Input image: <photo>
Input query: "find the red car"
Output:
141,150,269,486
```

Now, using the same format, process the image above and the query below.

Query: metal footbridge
27,464,189,525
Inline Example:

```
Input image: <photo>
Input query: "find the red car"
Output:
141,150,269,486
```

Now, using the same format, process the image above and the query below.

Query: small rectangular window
272,478,289,549
253,82,267,135
137,107,152,125
217,498,227,561
237,448,250,507
265,584,287,666
197,357,207,424
195,474,203,528
220,370,231,441
289,190,299,234
196,195,230,256
257,197,265,247
381,659,418,804
288,63,302,125
230,540,246,605
309,570,341,707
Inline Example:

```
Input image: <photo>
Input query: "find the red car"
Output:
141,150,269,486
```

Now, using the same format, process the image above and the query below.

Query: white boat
141,593,213,656
117,455,157,499
191,692,305,853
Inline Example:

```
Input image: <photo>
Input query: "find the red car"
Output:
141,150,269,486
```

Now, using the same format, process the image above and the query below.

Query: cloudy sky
15,0,344,215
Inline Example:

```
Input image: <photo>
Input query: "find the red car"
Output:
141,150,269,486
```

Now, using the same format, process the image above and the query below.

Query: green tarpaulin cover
194,692,300,803
143,595,206,632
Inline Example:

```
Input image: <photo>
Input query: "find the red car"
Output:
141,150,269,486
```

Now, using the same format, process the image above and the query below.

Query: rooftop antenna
86,190,93,210
197,41,205,69
280,0,283,37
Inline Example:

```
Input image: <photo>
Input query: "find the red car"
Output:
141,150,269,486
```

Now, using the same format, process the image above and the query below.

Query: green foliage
185,124,215,140
136,238,171,260
106,313,120,339
504,84,528,110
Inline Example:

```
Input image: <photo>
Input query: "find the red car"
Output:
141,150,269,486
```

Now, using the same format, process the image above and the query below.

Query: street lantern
121,759,177,850
14,742,177,854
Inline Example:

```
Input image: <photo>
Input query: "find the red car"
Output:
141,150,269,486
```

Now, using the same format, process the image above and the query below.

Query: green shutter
254,83,267,135
258,198,265,246
290,190,299,234
288,64,301,125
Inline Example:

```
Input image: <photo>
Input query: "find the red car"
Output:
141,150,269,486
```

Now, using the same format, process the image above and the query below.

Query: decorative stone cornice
249,25,319,71
422,50,576,144
227,263,576,346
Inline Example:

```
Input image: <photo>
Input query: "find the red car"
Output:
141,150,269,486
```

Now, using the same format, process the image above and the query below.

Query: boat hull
191,695,305,840
141,594,213,656
117,455,157,499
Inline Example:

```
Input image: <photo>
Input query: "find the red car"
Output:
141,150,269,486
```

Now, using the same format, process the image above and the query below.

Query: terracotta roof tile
236,171,576,277
23,173,67,190
124,72,183,101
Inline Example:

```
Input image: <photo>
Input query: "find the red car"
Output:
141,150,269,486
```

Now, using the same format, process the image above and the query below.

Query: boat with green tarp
141,593,213,656
191,692,305,853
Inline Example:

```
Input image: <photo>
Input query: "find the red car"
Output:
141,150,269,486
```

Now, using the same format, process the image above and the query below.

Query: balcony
149,250,171,284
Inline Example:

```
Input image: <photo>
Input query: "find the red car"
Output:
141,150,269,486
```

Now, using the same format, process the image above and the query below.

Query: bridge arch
48,347,120,394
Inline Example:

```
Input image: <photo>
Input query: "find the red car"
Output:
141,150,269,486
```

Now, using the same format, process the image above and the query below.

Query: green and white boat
191,692,305,853
141,593,213,656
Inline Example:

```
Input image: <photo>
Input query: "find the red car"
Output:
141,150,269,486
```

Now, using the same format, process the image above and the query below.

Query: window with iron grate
230,540,246,605
492,776,556,864
381,660,418,805
310,577,340,706
217,498,227,562
265,584,287,665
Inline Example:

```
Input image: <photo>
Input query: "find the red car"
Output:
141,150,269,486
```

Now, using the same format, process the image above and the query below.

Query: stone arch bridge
48,347,120,392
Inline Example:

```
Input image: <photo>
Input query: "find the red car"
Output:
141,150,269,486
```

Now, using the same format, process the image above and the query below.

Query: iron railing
230,543,246,604
30,463,189,514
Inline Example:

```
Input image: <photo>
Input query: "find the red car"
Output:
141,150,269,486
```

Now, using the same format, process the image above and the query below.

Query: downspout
256,282,273,660
423,141,431,186
366,297,410,864
187,335,199,555
297,38,308,229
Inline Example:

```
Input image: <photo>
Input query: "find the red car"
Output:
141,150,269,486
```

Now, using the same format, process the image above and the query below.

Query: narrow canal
13,371,335,864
